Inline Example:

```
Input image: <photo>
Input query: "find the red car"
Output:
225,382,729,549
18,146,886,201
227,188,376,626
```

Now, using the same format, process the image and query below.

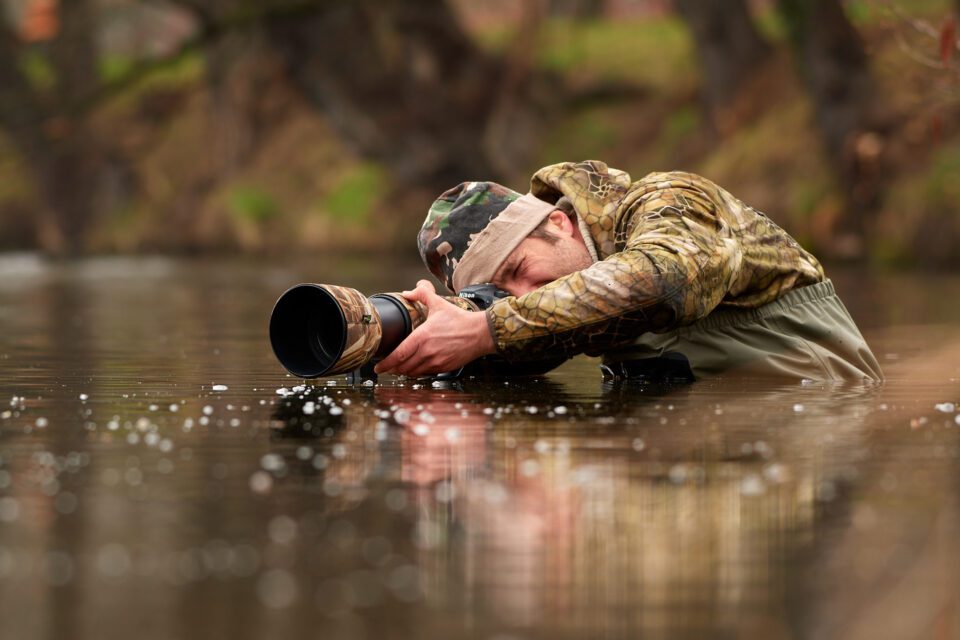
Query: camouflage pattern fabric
381,292,480,330
315,288,480,376
419,181,522,293
486,160,825,360
317,285,383,375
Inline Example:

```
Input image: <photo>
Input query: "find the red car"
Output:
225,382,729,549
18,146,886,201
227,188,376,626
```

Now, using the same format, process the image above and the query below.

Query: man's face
491,211,594,297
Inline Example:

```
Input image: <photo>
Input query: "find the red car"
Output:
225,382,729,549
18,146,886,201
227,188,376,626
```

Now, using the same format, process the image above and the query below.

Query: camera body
457,283,510,310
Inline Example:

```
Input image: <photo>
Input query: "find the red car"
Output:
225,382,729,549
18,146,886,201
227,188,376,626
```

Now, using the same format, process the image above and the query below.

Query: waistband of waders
681,279,837,334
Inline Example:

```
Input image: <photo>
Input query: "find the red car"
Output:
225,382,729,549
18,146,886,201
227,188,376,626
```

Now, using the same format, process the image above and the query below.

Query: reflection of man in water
296,380,885,634
376,160,882,382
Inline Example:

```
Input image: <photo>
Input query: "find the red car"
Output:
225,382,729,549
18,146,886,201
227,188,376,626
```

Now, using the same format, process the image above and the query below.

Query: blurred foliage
542,107,619,161
845,0,874,23
0,136,31,197
476,15,697,93
321,164,385,226
536,17,696,89
0,0,958,265
925,144,960,203
107,52,204,106
17,50,55,91
879,144,960,268
100,54,137,84
227,186,277,222
658,106,701,154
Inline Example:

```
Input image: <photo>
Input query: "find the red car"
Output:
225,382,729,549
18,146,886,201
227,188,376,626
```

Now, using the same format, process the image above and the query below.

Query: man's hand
374,280,496,377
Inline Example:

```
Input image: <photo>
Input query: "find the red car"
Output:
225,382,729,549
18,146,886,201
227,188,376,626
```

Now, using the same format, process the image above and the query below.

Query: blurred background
0,0,958,267
3,4,960,637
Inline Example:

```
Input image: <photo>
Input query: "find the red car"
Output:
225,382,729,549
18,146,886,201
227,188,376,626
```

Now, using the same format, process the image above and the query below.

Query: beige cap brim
451,194,556,293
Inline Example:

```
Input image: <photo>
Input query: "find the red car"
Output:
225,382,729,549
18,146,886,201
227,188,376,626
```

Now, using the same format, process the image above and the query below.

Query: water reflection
0,256,958,639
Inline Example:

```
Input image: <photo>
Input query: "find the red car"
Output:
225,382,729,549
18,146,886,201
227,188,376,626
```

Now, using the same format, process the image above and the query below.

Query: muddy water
0,254,958,640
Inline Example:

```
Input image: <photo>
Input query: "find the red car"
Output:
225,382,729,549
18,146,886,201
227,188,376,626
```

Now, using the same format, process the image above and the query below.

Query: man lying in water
374,160,883,382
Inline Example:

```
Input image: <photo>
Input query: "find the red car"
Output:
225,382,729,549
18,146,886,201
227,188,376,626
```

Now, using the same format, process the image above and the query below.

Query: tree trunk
674,0,771,123
263,0,497,187
49,0,98,113
259,0,549,189
778,0,874,159
0,2,101,255
46,0,101,253
205,31,271,174
778,0,880,259
167,0,555,190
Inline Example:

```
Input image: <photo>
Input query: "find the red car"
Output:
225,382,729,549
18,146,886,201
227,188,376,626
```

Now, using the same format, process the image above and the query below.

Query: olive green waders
601,280,883,382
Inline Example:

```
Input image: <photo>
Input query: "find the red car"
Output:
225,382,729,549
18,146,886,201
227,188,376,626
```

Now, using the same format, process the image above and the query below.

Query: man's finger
393,330,439,375
374,350,403,374
400,278,432,297
395,351,432,377
375,331,423,373
402,280,446,312
418,280,452,313
402,279,431,296
396,354,435,378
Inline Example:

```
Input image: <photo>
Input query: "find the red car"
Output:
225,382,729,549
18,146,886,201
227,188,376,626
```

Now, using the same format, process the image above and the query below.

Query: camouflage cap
418,181,522,293
419,182,560,293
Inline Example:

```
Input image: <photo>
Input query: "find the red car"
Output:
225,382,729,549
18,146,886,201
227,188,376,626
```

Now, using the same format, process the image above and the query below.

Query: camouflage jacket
485,161,825,360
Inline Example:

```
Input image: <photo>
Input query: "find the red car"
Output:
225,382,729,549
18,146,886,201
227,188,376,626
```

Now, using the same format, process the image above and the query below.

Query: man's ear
547,209,575,236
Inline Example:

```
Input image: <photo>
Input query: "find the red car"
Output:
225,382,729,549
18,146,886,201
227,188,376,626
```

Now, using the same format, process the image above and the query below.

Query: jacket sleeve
485,178,744,360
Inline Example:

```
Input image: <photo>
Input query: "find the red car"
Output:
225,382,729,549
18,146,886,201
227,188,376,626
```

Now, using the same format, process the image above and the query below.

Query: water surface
0,255,958,640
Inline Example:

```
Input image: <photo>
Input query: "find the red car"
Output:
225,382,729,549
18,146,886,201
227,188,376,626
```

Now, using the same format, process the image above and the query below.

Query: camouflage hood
528,160,633,260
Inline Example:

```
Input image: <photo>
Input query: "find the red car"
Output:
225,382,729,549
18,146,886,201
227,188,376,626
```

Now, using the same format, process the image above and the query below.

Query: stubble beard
558,237,595,278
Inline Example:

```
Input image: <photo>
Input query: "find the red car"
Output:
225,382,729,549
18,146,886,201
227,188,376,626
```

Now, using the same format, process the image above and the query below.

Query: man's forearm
486,250,695,360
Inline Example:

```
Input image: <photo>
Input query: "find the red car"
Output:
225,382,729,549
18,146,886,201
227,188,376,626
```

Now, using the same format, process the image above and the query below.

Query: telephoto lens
269,284,481,378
